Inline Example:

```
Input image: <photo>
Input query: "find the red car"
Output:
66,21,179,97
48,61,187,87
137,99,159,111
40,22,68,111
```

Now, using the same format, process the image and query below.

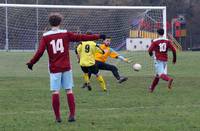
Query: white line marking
1,104,200,116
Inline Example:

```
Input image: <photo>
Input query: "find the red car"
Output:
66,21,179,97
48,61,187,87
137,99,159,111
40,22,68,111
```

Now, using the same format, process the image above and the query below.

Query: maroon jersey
29,29,100,73
148,37,176,62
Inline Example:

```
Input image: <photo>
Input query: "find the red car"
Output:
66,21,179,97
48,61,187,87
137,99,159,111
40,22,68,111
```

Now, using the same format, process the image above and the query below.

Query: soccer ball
133,63,142,71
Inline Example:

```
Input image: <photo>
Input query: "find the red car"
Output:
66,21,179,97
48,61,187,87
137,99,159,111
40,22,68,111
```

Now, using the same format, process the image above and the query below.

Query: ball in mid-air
133,63,142,71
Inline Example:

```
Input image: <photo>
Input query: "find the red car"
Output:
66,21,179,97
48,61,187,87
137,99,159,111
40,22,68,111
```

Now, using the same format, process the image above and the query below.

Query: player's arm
68,32,106,42
75,43,82,63
26,38,46,70
117,55,130,63
96,44,105,54
110,48,130,63
148,41,155,57
169,41,177,64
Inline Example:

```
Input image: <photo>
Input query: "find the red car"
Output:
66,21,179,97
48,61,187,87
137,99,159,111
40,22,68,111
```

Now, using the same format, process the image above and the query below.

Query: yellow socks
83,73,90,83
84,73,106,91
97,75,106,91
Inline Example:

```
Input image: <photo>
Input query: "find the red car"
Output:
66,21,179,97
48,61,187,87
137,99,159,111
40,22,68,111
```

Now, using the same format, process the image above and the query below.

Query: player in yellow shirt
75,40,107,91
91,36,130,84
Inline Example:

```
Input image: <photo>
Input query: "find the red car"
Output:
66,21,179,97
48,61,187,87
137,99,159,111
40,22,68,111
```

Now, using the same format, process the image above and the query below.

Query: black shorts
81,64,99,75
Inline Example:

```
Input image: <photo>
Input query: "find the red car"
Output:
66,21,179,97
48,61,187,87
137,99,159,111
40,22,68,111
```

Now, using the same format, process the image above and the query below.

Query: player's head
103,36,112,46
157,28,164,36
49,13,63,27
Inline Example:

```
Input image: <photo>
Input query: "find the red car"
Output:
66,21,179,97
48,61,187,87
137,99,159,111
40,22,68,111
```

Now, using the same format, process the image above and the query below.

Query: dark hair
157,28,164,35
104,36,112,40
49,13,63,26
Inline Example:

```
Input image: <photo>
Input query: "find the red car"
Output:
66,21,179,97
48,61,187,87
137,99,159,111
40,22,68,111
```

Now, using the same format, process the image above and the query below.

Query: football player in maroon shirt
148,28,176,93
26,13,105,123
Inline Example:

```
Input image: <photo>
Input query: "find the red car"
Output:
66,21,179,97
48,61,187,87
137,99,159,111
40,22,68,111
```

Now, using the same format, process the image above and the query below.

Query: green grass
0,51,200,131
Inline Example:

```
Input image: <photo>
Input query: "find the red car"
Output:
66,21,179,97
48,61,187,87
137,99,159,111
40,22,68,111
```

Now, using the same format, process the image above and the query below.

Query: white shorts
50,70,74,91
154,60,167,75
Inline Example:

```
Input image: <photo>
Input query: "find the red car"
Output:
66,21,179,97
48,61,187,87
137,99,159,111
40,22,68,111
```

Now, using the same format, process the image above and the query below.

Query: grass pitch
0,51,200,131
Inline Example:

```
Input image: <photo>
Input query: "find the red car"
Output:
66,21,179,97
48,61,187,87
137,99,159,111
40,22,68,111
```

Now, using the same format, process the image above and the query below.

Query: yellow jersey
95,44,119,63
77,41,104,67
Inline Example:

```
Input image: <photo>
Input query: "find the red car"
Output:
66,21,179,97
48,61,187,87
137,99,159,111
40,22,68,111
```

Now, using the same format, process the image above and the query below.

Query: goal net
0,4,166,76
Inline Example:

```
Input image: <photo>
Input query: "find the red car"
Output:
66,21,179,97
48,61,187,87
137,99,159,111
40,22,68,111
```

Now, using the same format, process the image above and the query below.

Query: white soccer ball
133,63,142,71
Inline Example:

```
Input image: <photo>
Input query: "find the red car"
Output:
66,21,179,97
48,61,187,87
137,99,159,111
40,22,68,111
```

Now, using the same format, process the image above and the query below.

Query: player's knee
66,89,73,94
111,66,118,72
52,90,60,94
155,74,159,78
93,71,100,77
158,73,164,77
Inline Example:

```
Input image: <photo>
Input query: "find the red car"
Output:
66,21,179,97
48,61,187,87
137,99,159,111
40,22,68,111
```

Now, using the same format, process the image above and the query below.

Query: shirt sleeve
109,48,119,58
95,44,104,54
148,42,155,52
75,43,80,54
29,37,46,65
68,32,100,42
148,42,155,56
76,43,82,55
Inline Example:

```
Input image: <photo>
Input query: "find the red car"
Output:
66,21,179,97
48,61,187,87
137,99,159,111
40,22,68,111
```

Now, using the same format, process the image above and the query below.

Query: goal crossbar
0,4,166,10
